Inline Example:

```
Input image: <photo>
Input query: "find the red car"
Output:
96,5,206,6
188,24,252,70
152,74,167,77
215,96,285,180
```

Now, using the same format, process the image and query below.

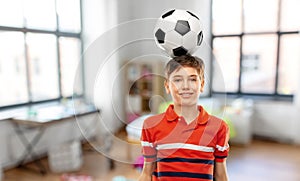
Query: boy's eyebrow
171,74,198,78
171,75,183,78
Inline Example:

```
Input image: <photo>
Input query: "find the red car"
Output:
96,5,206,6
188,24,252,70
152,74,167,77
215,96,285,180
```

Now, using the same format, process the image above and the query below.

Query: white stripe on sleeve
216,144,229,152
156,143,215,152
141,141,154,147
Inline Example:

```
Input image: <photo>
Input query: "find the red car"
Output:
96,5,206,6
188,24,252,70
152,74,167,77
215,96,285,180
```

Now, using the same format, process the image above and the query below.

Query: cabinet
125,62,165,123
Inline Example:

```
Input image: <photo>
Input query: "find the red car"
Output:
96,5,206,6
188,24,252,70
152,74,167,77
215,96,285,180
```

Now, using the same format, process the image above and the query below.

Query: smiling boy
138,55,229,181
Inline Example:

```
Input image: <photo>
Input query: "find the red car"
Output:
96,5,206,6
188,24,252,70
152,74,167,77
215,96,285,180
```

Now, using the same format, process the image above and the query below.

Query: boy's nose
182,79,190,89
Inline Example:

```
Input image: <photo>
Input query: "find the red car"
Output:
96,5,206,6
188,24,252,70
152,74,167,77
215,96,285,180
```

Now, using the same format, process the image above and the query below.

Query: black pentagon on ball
162,9,175,18
197,31,203,46
173,46,188,56
175,20,190,36
155,29,165,44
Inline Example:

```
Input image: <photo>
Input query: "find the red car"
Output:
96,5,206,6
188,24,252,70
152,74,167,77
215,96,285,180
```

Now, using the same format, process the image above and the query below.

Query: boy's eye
188,77,198,82
173,79,182,82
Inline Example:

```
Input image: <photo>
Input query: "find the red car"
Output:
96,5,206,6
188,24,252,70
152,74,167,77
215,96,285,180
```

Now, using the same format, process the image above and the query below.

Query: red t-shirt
141,105,230,181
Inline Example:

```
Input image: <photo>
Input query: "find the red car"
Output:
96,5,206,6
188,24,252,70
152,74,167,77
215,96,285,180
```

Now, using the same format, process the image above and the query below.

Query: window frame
0,0,84,110
211,0,299,100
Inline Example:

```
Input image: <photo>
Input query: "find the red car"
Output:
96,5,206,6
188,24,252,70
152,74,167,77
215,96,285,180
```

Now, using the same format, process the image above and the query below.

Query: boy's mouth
179,92,193,98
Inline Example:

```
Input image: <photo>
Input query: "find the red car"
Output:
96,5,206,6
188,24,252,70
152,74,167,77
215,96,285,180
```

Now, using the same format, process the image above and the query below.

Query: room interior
0,0,300,180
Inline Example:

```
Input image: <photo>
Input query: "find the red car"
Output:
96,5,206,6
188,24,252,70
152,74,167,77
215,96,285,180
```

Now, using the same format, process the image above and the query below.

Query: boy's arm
214,160,229,181
138,162,156,181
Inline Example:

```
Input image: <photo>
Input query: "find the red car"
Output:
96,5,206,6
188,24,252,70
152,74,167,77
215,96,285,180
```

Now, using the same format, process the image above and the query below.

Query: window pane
0,0,24,27
278,34,300,95
24,0,56,30
280,0,300,31
244,0,279,33
26,33,59,101
0,32,28,106
59,37,83,97
57,0,81,33
213,37,240,92
241,35,278,93
212,0,242,35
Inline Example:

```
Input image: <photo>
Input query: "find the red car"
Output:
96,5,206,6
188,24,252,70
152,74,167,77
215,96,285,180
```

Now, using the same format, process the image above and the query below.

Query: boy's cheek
171,83,181,90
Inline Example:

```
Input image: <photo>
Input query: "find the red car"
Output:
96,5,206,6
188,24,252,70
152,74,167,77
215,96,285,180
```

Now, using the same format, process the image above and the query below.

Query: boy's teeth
181,93,192,97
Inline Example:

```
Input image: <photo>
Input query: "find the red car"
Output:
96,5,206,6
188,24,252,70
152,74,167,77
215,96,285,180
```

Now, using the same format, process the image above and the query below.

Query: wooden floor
2,139,300,181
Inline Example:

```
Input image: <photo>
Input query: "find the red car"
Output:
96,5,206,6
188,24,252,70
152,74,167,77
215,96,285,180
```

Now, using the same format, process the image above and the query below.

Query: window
0,0,23,27
212,0,300,97
24,0,57,30
27,33,60,101
243,0,279,33
280,0,300,31
212,0,242,35
212,37,240,92
0,0,83,108
56,0,82,33
59,37,83,97
0,32,28,107
278,34,300,94
241,34,278,94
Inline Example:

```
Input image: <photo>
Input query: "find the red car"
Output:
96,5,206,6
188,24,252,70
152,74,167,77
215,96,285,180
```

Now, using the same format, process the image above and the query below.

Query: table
10,102,100,175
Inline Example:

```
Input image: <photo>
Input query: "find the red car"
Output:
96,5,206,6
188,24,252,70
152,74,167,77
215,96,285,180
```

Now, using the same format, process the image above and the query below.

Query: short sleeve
214,121,230,162
141,120,157,162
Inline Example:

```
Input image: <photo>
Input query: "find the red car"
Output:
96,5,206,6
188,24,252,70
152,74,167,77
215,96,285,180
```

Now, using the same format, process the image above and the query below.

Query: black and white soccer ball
154,9,203,57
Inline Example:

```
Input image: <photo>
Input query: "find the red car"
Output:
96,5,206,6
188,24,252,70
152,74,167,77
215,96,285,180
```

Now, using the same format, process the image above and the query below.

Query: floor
2,138,300,181
227,140,300,181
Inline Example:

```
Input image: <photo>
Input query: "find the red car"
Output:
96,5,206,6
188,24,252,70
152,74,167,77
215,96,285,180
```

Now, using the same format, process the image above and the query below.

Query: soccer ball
154,9,203,57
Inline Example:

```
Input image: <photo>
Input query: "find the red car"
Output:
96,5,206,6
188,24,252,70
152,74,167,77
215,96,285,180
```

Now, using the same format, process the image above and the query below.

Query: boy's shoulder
208,114,223,122
206,114,229,130
143,112,166,127
144,112,165,122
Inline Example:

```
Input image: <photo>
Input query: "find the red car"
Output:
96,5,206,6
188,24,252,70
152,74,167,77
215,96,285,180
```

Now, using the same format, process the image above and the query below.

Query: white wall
294,57,300,144
82,0,123,133
252,101,299,143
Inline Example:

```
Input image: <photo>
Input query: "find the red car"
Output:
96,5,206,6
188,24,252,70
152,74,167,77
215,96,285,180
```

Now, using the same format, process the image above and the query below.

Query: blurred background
0,0,299,180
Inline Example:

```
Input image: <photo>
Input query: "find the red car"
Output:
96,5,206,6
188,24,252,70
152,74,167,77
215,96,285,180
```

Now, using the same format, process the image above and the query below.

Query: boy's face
165,66,204,107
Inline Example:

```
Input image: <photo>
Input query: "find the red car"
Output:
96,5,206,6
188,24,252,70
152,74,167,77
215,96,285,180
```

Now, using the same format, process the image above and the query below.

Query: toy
154,9,203,57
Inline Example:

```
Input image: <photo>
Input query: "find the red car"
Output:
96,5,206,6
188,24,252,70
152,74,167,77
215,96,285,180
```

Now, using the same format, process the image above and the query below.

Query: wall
252,100,299,143
82,0,123,134
294,57,300,144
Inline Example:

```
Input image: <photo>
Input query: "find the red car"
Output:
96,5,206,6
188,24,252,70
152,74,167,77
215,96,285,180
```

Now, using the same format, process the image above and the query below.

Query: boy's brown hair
164,54,205,81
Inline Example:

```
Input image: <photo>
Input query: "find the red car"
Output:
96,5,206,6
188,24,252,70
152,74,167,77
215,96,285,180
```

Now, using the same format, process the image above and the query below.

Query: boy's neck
173,104,199,124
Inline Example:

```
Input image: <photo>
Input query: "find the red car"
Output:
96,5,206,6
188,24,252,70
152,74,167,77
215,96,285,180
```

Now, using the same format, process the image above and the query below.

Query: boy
138,55,229,181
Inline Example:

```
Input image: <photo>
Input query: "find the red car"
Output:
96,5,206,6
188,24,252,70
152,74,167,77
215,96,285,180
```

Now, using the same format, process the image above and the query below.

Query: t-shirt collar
165,104,210,125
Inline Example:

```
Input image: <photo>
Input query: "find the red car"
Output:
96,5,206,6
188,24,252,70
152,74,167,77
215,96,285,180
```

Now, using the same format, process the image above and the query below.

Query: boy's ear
200,79,205,92
164,80,170,94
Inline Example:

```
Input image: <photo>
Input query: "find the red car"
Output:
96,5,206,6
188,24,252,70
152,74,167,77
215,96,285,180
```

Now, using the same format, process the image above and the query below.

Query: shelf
125,61,164,123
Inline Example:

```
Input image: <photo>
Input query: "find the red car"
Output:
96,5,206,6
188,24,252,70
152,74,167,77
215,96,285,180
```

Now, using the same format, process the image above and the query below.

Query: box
48,141,82,173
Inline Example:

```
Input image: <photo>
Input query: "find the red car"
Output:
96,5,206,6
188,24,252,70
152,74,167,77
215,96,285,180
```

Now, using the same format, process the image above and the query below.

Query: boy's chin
175,100,198,107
